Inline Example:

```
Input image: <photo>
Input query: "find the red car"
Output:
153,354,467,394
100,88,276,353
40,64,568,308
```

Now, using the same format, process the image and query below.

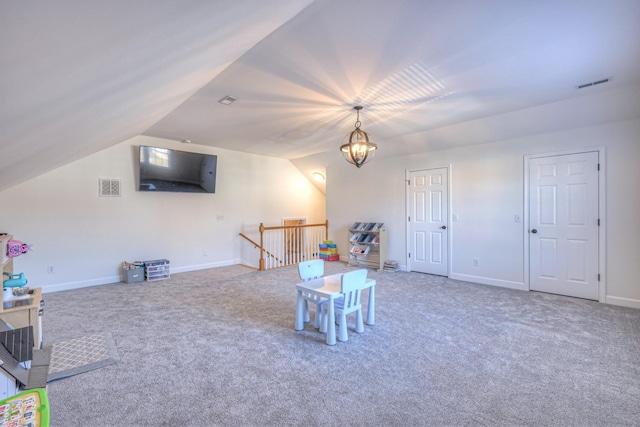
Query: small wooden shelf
347,222,387,271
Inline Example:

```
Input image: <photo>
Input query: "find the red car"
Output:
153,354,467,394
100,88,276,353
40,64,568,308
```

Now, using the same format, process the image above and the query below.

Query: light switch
515,214,522,223
452,214,459,222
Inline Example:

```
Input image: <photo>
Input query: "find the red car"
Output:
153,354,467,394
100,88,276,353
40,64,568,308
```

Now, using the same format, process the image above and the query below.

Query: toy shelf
347,222,387,271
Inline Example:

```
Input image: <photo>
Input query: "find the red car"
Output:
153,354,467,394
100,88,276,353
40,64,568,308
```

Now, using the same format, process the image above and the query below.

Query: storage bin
144,259,170,281
123,268,144,283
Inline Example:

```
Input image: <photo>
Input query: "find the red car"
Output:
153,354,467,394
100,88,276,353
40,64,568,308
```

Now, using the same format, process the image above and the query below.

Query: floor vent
99,178,122,197
576,77,611,90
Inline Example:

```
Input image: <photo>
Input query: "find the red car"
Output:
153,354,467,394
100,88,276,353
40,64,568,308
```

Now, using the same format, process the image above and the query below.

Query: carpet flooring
41,263,640,426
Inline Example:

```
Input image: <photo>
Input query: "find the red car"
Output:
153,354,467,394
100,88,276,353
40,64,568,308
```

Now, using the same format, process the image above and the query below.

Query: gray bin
123,268,144,283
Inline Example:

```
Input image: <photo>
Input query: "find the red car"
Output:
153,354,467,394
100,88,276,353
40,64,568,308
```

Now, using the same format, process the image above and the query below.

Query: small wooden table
295,273,375,345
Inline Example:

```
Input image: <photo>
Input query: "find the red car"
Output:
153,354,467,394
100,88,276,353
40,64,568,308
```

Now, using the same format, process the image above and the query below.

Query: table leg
326,298,336,345
295,289,304,331
366,284,375,325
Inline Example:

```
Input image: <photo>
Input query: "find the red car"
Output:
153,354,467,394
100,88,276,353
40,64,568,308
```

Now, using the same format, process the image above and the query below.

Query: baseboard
170,259,239,274
605,296,640,309
449,273,527,291
42,276,121,293
41,259,241,294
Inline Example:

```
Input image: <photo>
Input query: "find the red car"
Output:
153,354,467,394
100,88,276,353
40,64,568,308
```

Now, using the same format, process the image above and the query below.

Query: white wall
0,135,326,291
327,118,640,308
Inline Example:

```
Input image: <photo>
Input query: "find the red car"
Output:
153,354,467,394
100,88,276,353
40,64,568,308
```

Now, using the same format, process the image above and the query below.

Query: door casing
524,147,606,302
405,166,452,276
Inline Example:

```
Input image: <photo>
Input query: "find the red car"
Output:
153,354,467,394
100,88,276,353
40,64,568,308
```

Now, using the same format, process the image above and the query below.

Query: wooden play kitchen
0,235,43,351
0,234,48,404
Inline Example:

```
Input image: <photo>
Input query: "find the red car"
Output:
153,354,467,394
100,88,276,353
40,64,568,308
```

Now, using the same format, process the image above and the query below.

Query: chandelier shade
339,106,377,168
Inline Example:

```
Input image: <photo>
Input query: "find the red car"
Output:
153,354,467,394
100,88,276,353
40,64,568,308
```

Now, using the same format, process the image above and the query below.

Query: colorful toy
3,272,27,288
0,388,50,427
6,239,33,258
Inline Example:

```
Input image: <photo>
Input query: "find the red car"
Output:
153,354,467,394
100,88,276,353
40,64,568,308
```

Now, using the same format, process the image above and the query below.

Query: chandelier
340,106,377,168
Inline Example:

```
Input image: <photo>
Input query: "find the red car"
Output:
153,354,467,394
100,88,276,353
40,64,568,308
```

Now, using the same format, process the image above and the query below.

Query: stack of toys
318,240,339,262
383,260,399,272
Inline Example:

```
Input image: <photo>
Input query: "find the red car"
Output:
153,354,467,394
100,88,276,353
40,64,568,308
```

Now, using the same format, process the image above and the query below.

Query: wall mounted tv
138,145,217,193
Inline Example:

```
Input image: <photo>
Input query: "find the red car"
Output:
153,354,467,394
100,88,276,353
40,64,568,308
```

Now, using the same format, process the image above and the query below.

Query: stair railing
239,220,328,270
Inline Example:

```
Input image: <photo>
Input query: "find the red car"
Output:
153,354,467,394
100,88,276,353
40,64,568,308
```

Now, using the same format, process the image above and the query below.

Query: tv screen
138,146,217,193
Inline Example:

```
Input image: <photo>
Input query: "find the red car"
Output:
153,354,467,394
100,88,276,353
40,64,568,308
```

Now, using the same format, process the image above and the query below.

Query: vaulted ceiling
2,0,639,192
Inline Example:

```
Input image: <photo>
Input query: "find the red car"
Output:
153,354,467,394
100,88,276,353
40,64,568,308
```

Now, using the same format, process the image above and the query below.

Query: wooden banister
239,220,328,270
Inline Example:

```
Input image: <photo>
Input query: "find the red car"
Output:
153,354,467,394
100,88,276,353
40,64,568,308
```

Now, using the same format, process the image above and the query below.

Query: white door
409,168,448,275
529,152,599,300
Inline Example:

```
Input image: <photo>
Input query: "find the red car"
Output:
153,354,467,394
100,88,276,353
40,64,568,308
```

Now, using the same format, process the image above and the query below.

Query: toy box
123,268,144,283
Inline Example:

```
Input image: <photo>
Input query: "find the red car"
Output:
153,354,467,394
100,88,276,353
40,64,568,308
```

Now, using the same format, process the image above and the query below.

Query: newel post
259,223,265,271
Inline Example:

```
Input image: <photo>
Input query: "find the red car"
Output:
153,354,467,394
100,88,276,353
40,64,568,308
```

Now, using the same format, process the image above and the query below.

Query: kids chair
332,269,367,342
297,260,327,329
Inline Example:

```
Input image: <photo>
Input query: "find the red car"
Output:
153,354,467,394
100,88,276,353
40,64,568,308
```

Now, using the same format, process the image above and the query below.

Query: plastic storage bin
144,259,170,281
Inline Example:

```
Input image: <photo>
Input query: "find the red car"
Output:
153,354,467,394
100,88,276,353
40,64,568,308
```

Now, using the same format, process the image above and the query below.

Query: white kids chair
330,269,367,342
297,260,327,329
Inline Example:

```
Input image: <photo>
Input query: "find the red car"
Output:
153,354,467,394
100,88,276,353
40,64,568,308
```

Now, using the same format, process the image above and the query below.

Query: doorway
407,167,449,276
527,150,601,300
283,218,305,262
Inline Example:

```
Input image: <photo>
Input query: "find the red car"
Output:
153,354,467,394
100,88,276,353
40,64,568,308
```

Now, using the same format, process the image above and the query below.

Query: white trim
449,273,527,291
41,259,241,293
405,166,452,276
605,296,640,310
524,146,606,303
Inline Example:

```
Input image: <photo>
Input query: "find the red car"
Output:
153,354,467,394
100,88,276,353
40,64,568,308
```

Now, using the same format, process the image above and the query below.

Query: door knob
440,225,447,230
531,229,538,234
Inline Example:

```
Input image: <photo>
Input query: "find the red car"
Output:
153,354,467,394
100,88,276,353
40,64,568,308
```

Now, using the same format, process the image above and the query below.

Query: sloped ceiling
2,0,640,193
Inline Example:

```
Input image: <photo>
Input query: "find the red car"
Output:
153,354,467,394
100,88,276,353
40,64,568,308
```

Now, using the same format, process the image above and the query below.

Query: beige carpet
40,263,640,426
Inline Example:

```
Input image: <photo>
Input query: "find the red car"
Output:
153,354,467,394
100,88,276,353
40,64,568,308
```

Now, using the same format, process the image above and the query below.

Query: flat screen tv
138,145,217,193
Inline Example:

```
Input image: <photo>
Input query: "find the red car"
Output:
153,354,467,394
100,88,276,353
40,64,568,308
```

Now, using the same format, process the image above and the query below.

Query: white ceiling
2,0,639,193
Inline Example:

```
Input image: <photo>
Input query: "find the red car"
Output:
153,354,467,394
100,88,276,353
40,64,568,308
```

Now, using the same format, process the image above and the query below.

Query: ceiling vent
218,95,237,105
99,178,122,197
576,77,611,90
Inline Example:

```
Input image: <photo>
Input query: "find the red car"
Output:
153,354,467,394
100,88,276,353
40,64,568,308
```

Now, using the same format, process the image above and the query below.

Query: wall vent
576,77,611,90
218,95,237,105
99,178,122,197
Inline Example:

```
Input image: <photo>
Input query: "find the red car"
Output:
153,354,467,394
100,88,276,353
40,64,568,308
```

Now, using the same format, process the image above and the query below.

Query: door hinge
408,216,411,222
597,163,600,171
408,253,411,258
598,273,601,281
597,218,600,226
407,179,410,185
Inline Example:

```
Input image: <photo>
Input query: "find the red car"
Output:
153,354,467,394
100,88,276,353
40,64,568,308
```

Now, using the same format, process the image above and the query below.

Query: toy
7,239,33,258
0,388,50,427
3,272,28,288
6,239,33,258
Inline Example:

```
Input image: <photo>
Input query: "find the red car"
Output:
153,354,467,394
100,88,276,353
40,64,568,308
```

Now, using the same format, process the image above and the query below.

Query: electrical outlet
473,258,479,267
216,215,224,221
47,265,54,274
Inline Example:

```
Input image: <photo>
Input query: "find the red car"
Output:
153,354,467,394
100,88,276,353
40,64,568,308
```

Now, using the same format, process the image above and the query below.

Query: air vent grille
218,95,237,105
99,178,122,197
576,78,611,90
